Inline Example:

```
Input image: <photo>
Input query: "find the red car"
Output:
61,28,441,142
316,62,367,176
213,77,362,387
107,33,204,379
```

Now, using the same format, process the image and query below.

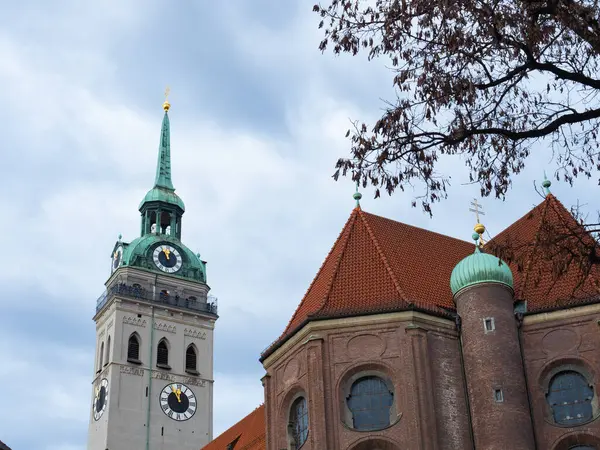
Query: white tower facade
87,99,218,450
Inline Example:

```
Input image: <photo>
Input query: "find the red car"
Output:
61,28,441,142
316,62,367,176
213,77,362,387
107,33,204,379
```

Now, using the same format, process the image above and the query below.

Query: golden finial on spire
163,86,171,112
469,198,486,245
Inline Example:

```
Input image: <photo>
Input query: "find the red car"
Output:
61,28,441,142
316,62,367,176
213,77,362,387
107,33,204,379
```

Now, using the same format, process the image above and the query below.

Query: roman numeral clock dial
93,378,109,421
153,244,183,274
160,383,197,421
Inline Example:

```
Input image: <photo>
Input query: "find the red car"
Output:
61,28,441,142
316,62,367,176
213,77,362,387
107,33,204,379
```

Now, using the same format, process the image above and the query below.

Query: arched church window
347,376,394,431
289,396,308,449
99,341,104,370
157,339,170,369
186,345,198,372
127,334,140,363
105,336,111,365
546,370,594,425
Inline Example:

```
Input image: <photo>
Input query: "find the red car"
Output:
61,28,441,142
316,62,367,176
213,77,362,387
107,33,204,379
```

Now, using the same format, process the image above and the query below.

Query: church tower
88,96,218,450
450,223,535,450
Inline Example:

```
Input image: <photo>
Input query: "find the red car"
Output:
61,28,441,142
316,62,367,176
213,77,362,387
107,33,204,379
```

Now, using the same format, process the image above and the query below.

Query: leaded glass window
347,376,394,430
546,371,593,425
289,397,308,449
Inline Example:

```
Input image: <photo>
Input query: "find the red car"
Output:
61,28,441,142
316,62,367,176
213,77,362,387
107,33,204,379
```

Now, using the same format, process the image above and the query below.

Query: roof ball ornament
353,182,362,208
542,171,552,196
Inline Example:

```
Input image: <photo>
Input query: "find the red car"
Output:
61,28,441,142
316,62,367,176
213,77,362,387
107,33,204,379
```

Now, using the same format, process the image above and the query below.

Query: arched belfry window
105,336,111,365
186,345,198,374
98,341,104,370
546,370,594,425
157,339,170,369
127,333,140,363
347,376,394,431
288,396,308,449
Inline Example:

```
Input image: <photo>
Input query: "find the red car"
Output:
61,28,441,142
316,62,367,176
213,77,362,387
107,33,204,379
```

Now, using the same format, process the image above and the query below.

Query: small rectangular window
494,388,504,403
483,317,495,333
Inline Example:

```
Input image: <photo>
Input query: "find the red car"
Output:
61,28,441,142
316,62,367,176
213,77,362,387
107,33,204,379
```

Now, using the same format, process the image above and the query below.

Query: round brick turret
452,238,535,449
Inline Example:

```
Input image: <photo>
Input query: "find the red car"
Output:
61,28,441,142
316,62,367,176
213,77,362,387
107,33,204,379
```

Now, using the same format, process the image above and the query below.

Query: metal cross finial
163,86,171,112
469,198,485,223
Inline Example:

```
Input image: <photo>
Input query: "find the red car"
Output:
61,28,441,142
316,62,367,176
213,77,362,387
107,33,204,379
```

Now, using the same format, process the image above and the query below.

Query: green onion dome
450,233,513,296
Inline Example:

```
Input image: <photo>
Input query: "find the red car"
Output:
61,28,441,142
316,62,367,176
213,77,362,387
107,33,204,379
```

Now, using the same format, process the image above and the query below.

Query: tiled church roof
490,194,600,310
201,405,265,450
204,195,600,450
261,195,600,359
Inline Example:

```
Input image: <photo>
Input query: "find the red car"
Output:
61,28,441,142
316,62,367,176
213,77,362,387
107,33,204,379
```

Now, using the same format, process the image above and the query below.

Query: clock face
93,378,109,421
153,245,183,273
159,383,197,421
112,246,123,272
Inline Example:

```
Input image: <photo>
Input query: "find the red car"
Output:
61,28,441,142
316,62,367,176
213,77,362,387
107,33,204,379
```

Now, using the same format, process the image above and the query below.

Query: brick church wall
262,312,473,450
522,304,600,449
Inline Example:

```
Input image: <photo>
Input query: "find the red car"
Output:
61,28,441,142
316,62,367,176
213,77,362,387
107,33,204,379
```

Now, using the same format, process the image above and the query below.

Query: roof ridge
281,209,360,334
517,197,551,298
488,198,547,244
358,209,410,302
361,210,472,245
313,209,362,316
545,195,600,294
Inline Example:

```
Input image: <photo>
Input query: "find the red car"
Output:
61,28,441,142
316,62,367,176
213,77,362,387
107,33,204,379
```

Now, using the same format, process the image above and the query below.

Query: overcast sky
0,1,595,449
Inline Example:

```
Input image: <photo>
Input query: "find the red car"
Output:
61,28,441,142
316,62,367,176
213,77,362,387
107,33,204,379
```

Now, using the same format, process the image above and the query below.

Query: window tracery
347,376,394,431
546,370,594,426
288,396,308,449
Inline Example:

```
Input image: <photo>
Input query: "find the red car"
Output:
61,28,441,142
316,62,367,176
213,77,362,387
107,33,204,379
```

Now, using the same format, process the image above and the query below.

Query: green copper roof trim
450,239,514,296
121,234,206,283
155,112,174,190
138,186,185,212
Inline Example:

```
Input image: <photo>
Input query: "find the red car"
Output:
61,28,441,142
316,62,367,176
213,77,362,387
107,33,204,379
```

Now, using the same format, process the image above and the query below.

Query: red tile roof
261,196,600,359
201,405,265,450
488,194,600,310
208,195,600,449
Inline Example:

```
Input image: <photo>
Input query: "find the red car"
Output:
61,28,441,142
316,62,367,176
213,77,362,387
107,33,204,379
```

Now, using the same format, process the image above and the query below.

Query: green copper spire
154,111,174,190
138,95,185,213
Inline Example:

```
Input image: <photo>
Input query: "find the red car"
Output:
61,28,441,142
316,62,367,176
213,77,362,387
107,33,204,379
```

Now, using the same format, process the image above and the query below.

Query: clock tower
88,97,218,450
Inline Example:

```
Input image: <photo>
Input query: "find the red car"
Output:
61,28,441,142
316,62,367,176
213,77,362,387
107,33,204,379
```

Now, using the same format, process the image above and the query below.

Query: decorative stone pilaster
306,336,328,448
406,324,438,450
